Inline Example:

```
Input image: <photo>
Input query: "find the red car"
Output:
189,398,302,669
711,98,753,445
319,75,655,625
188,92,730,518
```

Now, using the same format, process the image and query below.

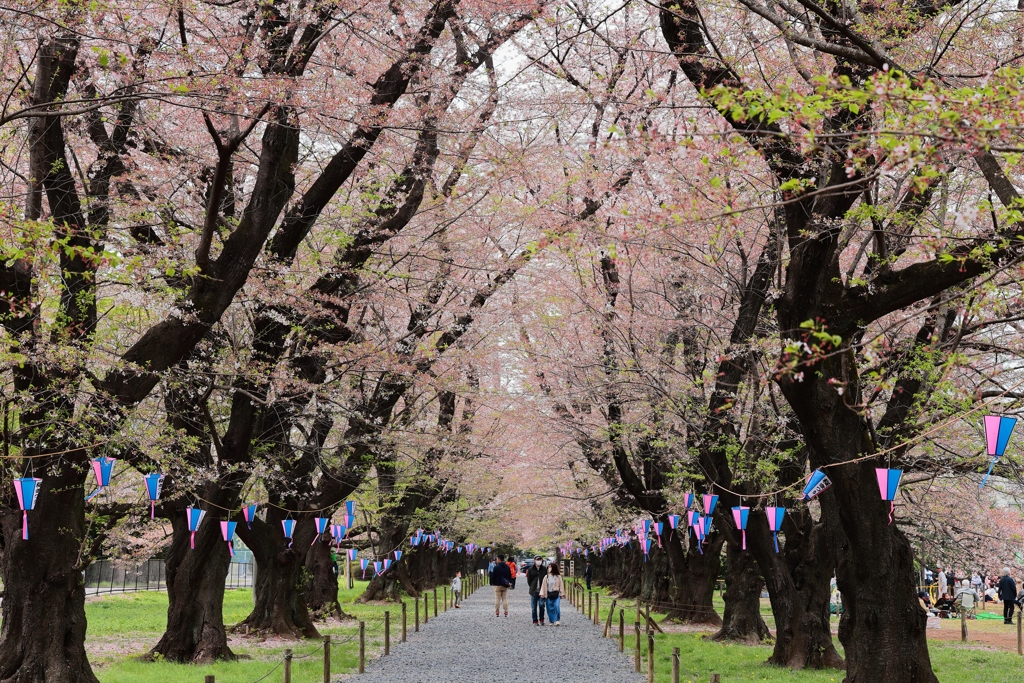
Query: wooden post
424,592,429,624
205,676,215,683
647,632,655,683
710,675,721,683
283,649,292,683
603,599,616,637
384,611,390,656
672,646,680,683
588,591,593,620
358,621,365,674
636,599,641,625
619,609,624,652
323,635,331,683
646,600,651,631
1018,610,1022,655
595,594,600,625
433,587,438,617
415,596,420,632
961,608,967,642
444,585,448,611
634,623,641,672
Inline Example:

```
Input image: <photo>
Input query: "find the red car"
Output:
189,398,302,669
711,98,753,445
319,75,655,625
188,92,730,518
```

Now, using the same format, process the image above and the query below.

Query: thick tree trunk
781,372,936,683
747,508,842,668
305,539,342,619
148,505,235,662
234,509,319,639
0,476,97,683
711,537,769,642
663,530,723,624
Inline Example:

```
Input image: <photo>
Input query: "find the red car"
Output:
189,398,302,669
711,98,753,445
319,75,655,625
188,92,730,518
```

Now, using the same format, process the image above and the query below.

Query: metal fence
83,558,254,596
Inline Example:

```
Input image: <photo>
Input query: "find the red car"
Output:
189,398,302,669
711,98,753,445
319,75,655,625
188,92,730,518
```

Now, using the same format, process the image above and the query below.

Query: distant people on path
526,556,547,625
451,572,462,609
936,567,947,599
998,567,1017,624
490,554,512,617
539,561,564,626
971,572,983,594
507,557,518,590
584,560,593,590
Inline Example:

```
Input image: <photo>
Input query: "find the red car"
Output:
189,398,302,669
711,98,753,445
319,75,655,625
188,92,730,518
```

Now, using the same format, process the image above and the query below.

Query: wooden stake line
323,635,331,683
384,611,390,656
671,646,680,683
618,609,625,652
402,601,407,642
283,648,292,683
634,623,641,673
647,632,655,683
603,598,617,637
358,621,365,674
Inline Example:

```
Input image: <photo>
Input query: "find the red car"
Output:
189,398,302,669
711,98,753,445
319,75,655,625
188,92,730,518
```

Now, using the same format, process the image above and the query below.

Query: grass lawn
570,579,1023,683
87,581,421,683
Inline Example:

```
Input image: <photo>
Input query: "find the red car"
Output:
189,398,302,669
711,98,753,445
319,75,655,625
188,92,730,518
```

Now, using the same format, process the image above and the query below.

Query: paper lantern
281,519,295,548
668,514,681,529
394,550,403,561
312,517,329,545
383,559,392,571
221,520,237,556
981,415,1017,489
683,493,695,509
875,468,903,525
731,506,750,550
143,473,163,520
86,457,116,501
186,507,206,549
345,500,356,517
13,477,41,540
373,561,382,575
766,506,786,553
361,558,369,577
654,522,664,547
347,548,358,561
703,494,719,516
801,469,832,501
242,503,258,529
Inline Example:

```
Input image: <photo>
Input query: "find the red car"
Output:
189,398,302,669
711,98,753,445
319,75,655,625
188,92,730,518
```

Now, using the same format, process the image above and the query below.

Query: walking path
347,580,645,682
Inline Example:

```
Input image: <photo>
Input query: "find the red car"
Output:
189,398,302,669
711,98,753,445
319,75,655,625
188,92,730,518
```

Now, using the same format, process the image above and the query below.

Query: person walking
507,557,518,590
539,561,564,626
998,567,1017,624
936,567,946,601
451,572,462,609
584,560,593,590
490,554,512,617
526,556,547,625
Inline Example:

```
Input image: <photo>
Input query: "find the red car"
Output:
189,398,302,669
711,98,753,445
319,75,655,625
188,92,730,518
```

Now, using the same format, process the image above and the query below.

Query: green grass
569,579,1022,683
87,581,432,683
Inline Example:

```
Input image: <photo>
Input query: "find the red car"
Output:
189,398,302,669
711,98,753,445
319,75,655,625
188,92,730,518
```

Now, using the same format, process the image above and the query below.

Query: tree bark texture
711,536,770,642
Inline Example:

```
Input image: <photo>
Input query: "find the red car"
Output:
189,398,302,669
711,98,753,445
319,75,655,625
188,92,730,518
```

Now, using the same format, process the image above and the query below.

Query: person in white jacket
451,572,462,608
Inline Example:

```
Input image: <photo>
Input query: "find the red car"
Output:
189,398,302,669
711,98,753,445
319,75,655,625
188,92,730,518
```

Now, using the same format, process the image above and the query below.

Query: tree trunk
234,509,319,639
747,507,842,667
711,537,769,642
662,529,723,624
304,539,342,619
148,506,235,662
780,370,936,683
0,476,96,683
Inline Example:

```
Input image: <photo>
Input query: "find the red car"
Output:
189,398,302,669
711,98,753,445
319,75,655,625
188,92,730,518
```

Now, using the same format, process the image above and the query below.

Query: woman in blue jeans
539,561,564,625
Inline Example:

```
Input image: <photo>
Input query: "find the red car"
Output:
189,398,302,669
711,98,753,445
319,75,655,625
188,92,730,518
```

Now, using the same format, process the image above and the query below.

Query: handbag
548,590,559,600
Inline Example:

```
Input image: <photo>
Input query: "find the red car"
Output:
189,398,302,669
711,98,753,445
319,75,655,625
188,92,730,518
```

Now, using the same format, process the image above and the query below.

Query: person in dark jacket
526,557,547,625
584,560,593,590
490,554,512,617
998,567,1017,624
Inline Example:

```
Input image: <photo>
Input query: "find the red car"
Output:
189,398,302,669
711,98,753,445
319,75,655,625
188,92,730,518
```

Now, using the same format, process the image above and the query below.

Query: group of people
922,566,1024,624
479,555,565,625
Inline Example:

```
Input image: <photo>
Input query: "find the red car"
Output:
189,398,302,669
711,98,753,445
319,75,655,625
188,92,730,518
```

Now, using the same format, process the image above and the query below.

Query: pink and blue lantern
731,506,750,550
242,503,258,528
654,522,664,547
383,559,392,571
802,469,832,501
394,550,403,562
345,500,356,517
703,494,719,516
347,548,358,561
766,506,786,553
312,517,329,545
875,468,903,525
186,507,206,549
86,457,116,501
281,519,295,548
373,561,383,575
221,521,237,556
981,414,1017,489
683,493,695,509
143,473,164,520
13,477,41,540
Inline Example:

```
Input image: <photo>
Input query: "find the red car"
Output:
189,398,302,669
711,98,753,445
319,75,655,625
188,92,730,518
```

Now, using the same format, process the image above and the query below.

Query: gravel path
346,580,645,682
